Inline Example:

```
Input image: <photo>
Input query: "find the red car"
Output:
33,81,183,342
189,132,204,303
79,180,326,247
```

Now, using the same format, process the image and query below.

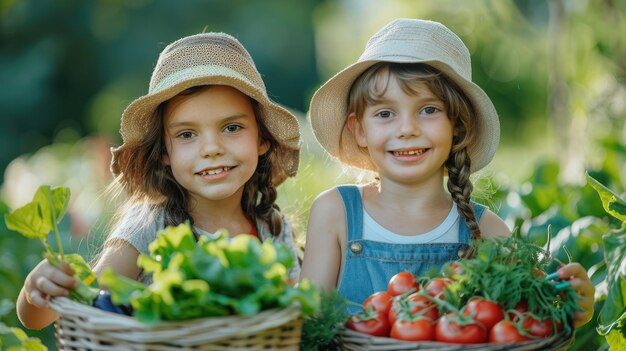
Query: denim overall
336,185,486,310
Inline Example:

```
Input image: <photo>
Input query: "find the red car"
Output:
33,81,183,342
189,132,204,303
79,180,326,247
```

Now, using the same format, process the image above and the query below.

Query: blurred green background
1,0,625,349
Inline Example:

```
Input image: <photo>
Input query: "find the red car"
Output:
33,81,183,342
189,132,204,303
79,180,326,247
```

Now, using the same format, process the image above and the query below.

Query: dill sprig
300,290,350,351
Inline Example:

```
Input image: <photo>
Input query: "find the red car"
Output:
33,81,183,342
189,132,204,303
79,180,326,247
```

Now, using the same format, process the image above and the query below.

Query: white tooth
203,167,230,175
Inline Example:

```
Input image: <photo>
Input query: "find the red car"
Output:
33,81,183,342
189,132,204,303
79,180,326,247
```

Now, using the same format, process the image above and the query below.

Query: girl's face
163,85,268,205
349,76,453,185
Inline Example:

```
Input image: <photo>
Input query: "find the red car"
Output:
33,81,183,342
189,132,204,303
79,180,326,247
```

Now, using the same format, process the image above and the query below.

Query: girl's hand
23,259,77,308
557,262,595,328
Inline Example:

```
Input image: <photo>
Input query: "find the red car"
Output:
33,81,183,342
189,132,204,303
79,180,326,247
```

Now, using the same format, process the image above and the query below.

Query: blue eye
375,110,393,118
421,106,440,115
224,124,242,133
178,131,194,139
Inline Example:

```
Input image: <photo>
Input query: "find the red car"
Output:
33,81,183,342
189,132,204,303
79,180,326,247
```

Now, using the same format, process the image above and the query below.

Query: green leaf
235,295,261,315
0,327,48,351
132,293,160,325
606,325,626,350
64,254,98,288
32,185,70,229
260,240,277,265
587,173,626,222
4,202,51,239
597,230,626,335
149,222,197,259
4,185,70,240
99,268,147,305
137,255,165,274
151,269,183,306
42,186,70,225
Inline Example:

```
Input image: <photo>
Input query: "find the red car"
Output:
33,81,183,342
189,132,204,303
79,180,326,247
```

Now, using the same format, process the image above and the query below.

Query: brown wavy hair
110,85,284,237
343,63,481,247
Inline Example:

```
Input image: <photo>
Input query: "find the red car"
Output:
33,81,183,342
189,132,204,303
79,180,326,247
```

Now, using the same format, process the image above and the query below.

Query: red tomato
489,320,531,343
347,311,391,337
508,301,529,320
387,271,418,297
388,293,439,325
435,313,487,344
363,291,393,315
462,297,505,330
424,277,452,298
390,318,436,342
522,315,554,338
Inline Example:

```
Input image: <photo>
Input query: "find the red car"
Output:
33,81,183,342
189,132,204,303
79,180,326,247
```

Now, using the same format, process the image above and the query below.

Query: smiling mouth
197,166,233,176
392,149,427,156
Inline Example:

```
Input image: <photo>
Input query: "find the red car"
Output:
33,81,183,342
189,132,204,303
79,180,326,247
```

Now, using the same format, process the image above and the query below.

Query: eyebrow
370,95,443,106
166,113,252,129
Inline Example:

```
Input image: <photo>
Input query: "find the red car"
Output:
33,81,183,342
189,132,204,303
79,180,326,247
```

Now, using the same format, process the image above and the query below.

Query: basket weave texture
339,328,574,351
50,297,302,351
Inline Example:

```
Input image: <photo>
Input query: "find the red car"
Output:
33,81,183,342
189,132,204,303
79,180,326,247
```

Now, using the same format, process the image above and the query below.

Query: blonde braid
446,145,481,258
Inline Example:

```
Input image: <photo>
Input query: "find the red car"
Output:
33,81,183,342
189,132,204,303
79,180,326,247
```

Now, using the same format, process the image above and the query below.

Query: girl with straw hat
300,18,594,327
17,32,303,330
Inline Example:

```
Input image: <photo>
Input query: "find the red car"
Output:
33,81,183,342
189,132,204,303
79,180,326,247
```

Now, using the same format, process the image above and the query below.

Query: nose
396,114,421,139
200,132,224,158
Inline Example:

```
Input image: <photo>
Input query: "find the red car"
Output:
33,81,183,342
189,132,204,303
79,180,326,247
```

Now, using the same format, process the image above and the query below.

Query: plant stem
44,187,64,260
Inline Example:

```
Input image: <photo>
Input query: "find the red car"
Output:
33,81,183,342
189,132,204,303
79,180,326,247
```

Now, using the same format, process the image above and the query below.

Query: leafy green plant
0,323,47,351
445,237,580,335
101,222,320,324
0,301,47,351
3,185,98,305
300,290,350,351
587,173,626,349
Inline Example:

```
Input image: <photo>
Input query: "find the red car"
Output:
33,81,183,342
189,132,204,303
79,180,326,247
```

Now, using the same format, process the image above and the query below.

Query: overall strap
336,185,364,241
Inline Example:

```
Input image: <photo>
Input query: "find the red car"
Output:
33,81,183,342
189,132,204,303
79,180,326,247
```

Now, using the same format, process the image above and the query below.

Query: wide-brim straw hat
111,33,301,186
309,18,499,173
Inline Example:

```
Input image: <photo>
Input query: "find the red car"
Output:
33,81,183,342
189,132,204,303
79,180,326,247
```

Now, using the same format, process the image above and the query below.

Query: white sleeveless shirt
362,202,460,244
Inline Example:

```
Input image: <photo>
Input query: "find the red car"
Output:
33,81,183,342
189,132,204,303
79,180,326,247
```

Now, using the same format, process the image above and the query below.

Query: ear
347,113,368,148
162,153,171,166
258,140,270,156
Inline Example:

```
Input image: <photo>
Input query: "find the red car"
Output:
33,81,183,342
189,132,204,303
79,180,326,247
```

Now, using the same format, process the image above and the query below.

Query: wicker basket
50,297,302,351
339,328,574,351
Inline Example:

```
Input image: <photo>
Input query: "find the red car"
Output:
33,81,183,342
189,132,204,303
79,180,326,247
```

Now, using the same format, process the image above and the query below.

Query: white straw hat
309,18,500,172
112,33,301,186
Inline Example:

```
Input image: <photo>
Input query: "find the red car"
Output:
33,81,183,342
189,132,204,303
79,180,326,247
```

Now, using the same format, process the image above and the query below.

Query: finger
29,290,50,308
49,266,78,289
557,263,586,279
59,261,75,276
35,276,70,297
574,311,592,327
567,278,595,299
578,297,595,312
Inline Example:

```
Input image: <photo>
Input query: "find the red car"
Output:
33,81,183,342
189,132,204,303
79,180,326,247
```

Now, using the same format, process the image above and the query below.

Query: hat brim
309,59,499,173
114,68,300,186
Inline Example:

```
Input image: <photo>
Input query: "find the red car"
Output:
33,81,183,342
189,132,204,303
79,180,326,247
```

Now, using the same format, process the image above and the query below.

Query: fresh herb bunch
101,222,319,324
300,290,350,351
4,185,99,305
442,237,580,334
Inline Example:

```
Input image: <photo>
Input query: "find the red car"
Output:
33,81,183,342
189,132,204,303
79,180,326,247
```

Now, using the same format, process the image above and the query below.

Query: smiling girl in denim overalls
300,18,595,327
